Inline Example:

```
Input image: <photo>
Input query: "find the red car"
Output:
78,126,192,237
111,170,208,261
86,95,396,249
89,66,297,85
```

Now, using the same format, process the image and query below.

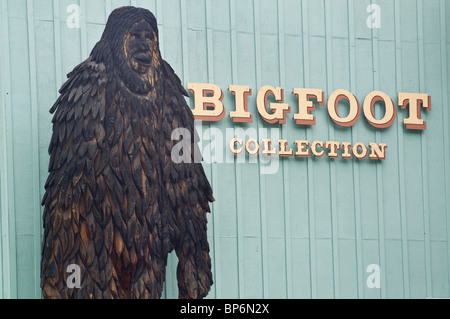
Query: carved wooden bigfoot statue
41,6,214,299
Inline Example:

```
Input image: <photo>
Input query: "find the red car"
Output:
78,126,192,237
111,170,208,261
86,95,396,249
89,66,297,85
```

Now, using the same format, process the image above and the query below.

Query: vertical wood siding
0,0,449,299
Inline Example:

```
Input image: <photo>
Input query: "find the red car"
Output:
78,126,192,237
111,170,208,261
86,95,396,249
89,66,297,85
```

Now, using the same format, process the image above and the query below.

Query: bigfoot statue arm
160,60,215,299
41,57,116,298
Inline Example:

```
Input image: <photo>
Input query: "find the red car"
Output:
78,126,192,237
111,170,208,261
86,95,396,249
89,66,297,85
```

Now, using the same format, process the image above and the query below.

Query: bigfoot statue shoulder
41,6,214,299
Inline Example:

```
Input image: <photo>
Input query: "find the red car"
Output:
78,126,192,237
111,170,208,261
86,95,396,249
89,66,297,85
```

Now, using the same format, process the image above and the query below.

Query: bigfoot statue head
96,6,162,94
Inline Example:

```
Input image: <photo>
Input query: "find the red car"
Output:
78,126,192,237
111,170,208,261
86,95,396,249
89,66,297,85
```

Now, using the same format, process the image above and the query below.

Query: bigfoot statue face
103,7,161,94
125,21,158,74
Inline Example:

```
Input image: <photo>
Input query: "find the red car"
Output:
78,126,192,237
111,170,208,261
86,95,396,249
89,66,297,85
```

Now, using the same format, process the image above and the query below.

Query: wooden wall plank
277,0,294,300
253,0,270,298
235,25,264,297
0,0,19,299
9,1,33,238
394,0,410,298
347,0,364,298
355,32,381,299
371,5,387,299
324,0,339,299
35,11,56,300
440,0,450,296
300,0,317,298
385,240,405,298
26,0,42,298
0,1,3,298
0,0,6,299
228,0,246,299
417,0,433,298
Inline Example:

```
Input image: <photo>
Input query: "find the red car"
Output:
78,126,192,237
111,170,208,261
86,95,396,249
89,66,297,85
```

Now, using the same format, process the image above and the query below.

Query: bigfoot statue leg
175,206,213,299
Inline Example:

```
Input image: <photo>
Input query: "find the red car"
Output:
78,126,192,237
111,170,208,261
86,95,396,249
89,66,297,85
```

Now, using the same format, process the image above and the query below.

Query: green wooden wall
1,0,450,299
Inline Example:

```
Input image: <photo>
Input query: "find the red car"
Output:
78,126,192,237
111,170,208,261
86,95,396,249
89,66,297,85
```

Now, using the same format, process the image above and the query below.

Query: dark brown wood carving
41,6,214,299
